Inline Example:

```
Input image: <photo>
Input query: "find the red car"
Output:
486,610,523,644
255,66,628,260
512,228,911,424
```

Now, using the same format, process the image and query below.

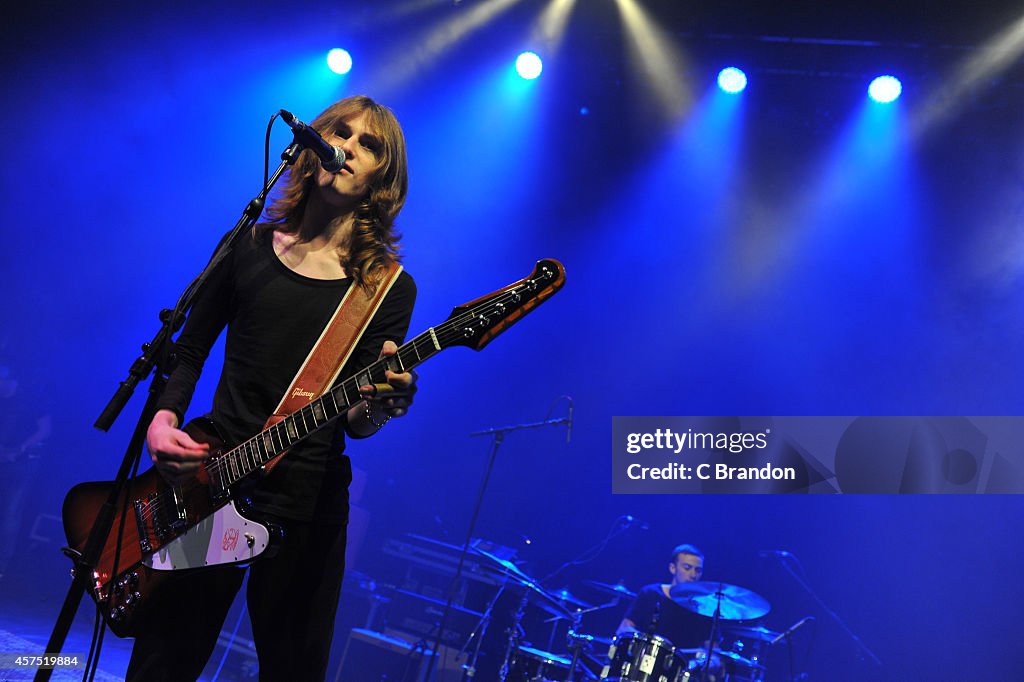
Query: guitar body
62,417,281,638
62,259,566,638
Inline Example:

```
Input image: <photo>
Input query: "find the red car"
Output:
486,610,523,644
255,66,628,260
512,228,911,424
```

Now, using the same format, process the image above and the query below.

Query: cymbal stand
564,610,592,682
698,584,725,682
458,578,507,679
498,590,530,682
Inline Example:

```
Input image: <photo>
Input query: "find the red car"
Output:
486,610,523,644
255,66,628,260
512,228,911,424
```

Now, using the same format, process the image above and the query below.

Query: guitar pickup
134,486,188,548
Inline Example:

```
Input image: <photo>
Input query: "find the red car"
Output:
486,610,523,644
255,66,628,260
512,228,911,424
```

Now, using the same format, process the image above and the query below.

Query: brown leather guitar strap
261,261,403,473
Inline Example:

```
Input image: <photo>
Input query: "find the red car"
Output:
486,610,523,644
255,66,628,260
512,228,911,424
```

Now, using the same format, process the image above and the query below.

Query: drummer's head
668,544,704,584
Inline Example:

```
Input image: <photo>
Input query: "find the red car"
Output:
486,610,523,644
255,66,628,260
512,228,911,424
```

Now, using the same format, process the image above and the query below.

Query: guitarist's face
314,110,381,212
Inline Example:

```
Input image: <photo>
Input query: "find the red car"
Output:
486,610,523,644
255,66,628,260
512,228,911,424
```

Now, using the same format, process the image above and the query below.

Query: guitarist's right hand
148,409,210,485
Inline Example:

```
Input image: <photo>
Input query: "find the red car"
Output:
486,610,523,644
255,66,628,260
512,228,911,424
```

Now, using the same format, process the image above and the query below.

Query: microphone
769,616,815,645
622,515,650,531
279,109,346,173
566,397,574,444
758,549,793,558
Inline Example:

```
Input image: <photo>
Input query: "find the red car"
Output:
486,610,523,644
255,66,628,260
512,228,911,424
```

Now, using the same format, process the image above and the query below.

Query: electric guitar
62,259,565,638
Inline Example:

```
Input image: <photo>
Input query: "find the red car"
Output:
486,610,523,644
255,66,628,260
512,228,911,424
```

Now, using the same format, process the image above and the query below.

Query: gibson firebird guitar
63,259,564,638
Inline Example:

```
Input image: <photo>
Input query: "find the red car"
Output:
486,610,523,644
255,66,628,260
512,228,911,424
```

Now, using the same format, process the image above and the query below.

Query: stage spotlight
868,75,902,103
515,51,543,80
327,48,352,75
717,67,747,94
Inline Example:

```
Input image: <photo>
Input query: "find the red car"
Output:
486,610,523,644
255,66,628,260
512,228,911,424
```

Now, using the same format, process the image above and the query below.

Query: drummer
615,544,717,649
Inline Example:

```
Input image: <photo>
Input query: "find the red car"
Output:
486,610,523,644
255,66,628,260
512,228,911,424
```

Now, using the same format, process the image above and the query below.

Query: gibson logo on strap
291,387,315,399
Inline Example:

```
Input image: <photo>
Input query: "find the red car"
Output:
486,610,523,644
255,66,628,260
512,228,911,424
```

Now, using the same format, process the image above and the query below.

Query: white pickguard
142,500,271,571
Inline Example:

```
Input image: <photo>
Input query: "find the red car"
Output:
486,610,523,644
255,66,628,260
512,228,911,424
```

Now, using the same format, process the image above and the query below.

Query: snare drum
599,633,688,682
507,645,572,682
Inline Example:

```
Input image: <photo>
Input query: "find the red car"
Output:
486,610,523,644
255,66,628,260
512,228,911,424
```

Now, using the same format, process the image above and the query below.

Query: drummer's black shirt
625,583,716,649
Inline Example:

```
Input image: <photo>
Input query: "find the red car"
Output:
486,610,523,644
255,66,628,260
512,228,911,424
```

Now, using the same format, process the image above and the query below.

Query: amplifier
385,588,483,646
334,628,462,682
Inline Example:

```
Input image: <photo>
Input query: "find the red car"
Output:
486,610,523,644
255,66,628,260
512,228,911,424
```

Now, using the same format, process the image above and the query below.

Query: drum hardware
674,648,765,672
562,608,601,681
499,588,532,681
584,580,637,600
720,625,781,643
458,578,509,679
668,582,771,682
474,546,575,620
550,587,595,611
471,547,573,681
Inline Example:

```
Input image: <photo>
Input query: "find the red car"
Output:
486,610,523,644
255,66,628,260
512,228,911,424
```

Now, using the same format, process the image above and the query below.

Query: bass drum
599,633,688,682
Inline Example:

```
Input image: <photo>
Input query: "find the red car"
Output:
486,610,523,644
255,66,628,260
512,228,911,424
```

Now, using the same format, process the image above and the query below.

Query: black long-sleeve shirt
157,230,416,522
624,584,716,649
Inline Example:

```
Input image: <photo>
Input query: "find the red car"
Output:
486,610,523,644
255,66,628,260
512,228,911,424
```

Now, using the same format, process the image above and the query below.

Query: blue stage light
868,75,902,103
327,49,352,75
717,67,747,94
515,52,543,80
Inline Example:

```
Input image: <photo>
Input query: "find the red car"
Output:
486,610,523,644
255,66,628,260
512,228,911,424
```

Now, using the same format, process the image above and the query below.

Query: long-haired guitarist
127,95,419,681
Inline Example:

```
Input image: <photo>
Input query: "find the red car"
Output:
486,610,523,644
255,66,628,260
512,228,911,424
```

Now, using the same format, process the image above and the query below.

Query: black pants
126,518,348,682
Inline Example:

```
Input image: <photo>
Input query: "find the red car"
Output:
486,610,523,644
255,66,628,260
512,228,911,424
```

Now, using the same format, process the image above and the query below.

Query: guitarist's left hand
349,341,418,436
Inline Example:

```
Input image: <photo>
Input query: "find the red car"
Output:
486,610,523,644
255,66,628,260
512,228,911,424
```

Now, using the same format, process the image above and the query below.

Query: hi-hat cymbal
668,582,771,621
584,580,637,599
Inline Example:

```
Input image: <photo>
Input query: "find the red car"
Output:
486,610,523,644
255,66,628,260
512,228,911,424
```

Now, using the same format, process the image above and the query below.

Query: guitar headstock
443,259,565,351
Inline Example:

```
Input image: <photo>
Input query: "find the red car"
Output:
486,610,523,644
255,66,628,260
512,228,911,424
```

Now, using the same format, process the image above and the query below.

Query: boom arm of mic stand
776,555,884,669
469,417,569,437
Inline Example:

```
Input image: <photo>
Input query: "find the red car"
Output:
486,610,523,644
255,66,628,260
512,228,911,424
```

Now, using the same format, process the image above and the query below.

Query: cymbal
723,624,781,642
584,580,637,599
549,587,595,610
668,582,771,621
472,547,572,617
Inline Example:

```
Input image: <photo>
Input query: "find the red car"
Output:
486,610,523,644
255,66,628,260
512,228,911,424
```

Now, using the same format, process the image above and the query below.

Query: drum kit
470,547,781,682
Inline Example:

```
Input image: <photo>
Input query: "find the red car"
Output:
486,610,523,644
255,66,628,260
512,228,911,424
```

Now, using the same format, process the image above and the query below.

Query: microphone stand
423,415,569,682
773,553,883,675
35,138,303,682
